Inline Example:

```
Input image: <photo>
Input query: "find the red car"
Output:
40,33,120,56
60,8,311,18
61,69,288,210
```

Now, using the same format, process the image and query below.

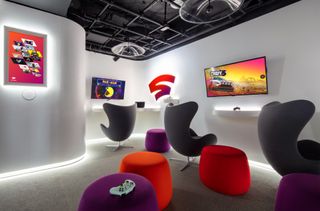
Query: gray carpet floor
0,137,281,211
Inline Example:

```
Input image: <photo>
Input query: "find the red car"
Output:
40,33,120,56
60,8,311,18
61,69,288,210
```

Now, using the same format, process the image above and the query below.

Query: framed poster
4,26,47,86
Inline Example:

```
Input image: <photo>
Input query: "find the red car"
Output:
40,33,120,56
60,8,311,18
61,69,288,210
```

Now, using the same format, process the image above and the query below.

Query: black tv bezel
204,56,268,98
91,77,126,100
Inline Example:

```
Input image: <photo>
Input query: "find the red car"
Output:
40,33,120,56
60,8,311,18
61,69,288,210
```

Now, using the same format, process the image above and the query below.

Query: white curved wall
0,0,86,173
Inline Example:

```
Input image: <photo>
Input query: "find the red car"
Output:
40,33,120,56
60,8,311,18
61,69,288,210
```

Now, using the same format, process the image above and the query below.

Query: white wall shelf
213,107,261,118
91,105,161,113
137,107,161,112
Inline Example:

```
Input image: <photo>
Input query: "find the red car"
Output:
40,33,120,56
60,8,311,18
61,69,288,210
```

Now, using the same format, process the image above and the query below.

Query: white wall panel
0,0,86,173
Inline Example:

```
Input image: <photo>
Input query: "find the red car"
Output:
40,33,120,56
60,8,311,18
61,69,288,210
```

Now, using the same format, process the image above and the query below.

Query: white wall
144,0,320,163
85,0,320,163
85,52,162,139
0,1,86,173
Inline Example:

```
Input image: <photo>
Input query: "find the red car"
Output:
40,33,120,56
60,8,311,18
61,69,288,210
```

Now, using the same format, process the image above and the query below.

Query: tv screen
204,56,268,97
91,77,125,99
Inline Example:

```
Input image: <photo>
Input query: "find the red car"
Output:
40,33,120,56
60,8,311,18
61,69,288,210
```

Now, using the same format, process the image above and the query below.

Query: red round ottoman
119,151,173,210
199,145,250,195
145,129,170,153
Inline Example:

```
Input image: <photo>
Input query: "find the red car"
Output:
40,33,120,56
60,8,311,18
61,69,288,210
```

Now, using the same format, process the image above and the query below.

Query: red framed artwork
4,26,47,86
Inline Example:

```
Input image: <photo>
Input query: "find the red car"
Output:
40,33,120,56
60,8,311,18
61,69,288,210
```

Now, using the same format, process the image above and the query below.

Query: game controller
109,179,136,196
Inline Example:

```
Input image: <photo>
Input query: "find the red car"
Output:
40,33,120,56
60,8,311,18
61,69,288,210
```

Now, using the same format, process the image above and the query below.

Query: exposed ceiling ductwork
6,0,301,61
67,0,300,60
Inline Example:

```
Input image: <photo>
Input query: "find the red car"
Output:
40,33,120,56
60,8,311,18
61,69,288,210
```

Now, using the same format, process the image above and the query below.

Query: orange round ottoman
199,145,250,195
119,151,172,210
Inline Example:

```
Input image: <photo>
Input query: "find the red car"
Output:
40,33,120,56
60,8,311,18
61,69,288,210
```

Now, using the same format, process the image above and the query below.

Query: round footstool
145,129,170,153
78,173,159,211
275,173,320,211
199,145,250,195
119,151,172,210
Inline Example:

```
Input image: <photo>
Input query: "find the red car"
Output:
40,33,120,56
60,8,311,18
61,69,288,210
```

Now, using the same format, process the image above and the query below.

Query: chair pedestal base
106,142,134,151
169,157,198,171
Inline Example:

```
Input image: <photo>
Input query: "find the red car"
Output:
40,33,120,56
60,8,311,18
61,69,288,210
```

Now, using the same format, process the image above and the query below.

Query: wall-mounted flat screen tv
91,77,125,99
204,56,268,97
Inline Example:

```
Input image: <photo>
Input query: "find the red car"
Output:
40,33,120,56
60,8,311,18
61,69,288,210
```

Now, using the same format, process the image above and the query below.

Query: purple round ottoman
78,173,159,211
275,173,320,211
145,129,170,153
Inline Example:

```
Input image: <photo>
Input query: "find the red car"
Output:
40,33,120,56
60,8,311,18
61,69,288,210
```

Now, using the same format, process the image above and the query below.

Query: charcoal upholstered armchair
258,100,320,176
164,101,217,171
100,103,136,151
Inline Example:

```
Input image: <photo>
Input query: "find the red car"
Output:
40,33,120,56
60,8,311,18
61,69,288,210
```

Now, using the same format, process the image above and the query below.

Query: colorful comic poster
5,27,46,86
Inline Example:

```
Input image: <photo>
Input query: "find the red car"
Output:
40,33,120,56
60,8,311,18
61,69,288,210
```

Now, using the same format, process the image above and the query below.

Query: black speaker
136,101,145,108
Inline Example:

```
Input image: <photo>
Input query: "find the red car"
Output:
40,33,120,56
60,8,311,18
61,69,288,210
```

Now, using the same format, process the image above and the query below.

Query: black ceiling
64,0,300,61
6,0,72,16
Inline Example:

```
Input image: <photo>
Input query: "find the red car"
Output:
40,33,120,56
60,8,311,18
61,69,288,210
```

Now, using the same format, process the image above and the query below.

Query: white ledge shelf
91,106,161,113
213,107,261,118
137,107,161,112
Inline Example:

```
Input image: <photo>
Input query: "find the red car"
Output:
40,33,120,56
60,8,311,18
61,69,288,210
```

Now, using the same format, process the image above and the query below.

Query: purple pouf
78,173,159,211
275,173,320,211
145,129,170,153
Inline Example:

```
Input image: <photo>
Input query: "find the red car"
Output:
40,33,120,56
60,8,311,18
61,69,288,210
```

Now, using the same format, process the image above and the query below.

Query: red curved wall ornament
149,74,175,100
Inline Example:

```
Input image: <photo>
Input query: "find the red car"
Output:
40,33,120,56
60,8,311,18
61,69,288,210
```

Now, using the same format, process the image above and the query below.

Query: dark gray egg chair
258,100,320,176
100,103,136,151
164,101,217,171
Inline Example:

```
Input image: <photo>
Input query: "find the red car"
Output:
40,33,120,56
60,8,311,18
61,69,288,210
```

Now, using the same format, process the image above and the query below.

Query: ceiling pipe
145,0,292,59
97,0,188,38
104,0,159,48
77,0,300,60
85,14,172,46
86,0,247,58
86,4,111,37
71,12,171,47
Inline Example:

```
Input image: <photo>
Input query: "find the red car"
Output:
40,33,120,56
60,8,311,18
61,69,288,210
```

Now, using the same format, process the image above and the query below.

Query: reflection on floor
0,136,281,211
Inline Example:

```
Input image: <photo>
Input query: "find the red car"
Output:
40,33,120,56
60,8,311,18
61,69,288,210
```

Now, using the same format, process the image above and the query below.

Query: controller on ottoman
109,179,136,196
